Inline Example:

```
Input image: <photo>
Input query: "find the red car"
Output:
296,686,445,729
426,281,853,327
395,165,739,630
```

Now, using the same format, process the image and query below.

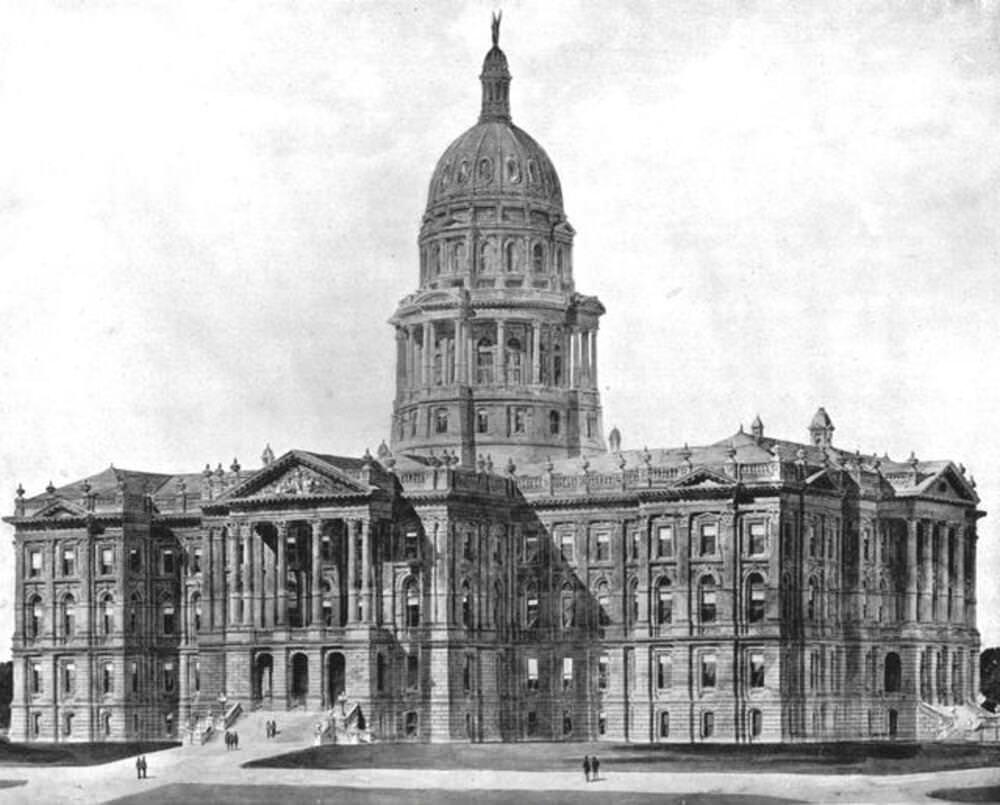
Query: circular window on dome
527,160,539,184
457,160,470,184
506,156,521,184
478,157,494,183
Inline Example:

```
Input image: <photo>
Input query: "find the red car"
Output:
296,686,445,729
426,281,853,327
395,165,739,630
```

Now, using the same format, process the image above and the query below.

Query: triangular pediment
920,465,977,503
220,451,369,502
672,467,735,489
33,498,88,519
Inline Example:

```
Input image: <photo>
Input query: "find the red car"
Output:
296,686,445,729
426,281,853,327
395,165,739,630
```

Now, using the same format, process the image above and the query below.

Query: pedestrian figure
591,755,600,781
224,729,232,750
135,755,143,780
582,755,591,782
266,720,271,739
140,756,148,779
233,730,239,750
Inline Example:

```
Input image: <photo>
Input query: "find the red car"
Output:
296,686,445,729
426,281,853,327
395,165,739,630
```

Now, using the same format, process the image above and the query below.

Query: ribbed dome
426,121,563,212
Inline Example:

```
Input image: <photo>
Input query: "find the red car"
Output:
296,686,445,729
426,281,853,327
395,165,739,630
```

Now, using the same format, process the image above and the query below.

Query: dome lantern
480,12,511,123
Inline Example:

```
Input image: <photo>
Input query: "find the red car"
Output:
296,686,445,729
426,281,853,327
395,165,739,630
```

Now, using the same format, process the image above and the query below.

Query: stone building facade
3,21,984,744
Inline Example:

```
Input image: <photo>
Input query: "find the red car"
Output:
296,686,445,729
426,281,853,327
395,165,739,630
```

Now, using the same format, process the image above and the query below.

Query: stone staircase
314,700,373,746
232,707,327,746
918,699,1000,741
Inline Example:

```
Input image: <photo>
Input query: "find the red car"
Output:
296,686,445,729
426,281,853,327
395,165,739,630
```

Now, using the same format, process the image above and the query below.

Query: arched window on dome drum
532,243,544,272
505,337,523,385
552,340,563,386
404,579,420,628
461,580,472,630
434,243,442,276
433,347,443,386
504,240,517,272
476,337,494,385
101,594,114,636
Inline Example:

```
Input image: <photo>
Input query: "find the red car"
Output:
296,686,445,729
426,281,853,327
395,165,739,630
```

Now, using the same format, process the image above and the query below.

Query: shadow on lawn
245,741,1000,777
0,741,180,766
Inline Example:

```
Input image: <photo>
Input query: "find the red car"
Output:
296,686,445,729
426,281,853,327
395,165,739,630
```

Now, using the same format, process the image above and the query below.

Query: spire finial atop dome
480,13,512,123
491,10,502,46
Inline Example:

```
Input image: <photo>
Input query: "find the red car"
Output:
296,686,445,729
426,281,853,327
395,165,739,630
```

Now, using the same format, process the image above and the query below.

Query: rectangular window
30,662,42,695
64,712,73,737
749,651,765,688
526,711,537,736
659,711,670,738
463,655,472,694
192,548,202,573
595,531,610,562
29,550,42,578
129,549,141,572
562,657,573,691
404,530,419,560
435,408,448,434
702,711,714,738
102,662,113,695
701,653,717,689
656,652,672,690
559,532,574,562
526,657,539,691
526,594,539,629
407,653,419,691
629,529,640,561
598,654,610,691
63,662,76,695
194,661,201,694
524,531,539,562
163,662,175,693
130,661,139,694
476,409,489,434
62,548,75,576
863,528,871,562
749,523,766,555
598,711,607,736
162,550,175,575
404,711,418,737
31,712,41,737
99,547,113,575
657,525,674,558
562,710,572,736
700,523,718,556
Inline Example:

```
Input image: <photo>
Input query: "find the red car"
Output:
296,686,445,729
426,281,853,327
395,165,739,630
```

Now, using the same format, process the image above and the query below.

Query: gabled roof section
901,462,978,503
804,468,845,494
215,450,374,503
31,498,91,520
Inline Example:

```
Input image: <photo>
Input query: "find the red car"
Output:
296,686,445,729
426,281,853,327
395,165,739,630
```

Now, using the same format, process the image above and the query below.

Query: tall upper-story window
700,523,718,556
61,547,75,577
435,408,449,434
657,525,674,558
101,595,114,636
62,595,76,638
162,602,176,636
549,410,560,435
532,243,545,272
505,338,524,384
29,550,42,578
404,579,420,628
595,531,611,562
700,577,717,623
559,532,574,562
162,550,175,575
656,578,673,625
476,338,494,384
747,574,766,623
28,596,42,639
477,409,489,434
99,547,114,575
749,523,767,555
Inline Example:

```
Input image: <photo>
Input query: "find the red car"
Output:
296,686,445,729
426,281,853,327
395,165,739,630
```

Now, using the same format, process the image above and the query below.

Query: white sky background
0,0,998,658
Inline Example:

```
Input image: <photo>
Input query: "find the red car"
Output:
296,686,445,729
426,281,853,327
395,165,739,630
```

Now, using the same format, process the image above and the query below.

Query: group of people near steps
582,754,601,782
224,728,240,750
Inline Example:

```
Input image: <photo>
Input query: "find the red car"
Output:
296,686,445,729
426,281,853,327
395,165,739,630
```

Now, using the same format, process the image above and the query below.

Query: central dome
426,121,563,213
425,17,563,215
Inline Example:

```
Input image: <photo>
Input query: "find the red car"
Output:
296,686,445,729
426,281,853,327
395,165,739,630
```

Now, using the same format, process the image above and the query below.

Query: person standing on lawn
591,755,600,781
140,755,148,779
135,755,142,780
582,755,591,782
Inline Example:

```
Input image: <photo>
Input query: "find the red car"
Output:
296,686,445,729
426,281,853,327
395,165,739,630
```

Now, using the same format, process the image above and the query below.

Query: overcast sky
1,0,998,656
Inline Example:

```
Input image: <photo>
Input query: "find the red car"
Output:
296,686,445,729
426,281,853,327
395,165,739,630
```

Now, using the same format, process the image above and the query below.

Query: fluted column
954,525,966,626
406,326,415,390
906,520,918,622
967,527,977,628
591,330,599,388
226,524,239,626
311,521,322,627
347,519,358,624
423,322,434,387
276,521,288,627
570,328,579,389
929,649,939,705
454,318,465,384
361,519,372,623
242,523,253,626
257,526,268,628
395,328,406,393
531,322,541,384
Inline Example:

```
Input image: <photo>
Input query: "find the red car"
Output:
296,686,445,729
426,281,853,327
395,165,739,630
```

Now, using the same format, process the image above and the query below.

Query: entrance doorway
290,652,309,706
254,653,273,703
327,652,346,707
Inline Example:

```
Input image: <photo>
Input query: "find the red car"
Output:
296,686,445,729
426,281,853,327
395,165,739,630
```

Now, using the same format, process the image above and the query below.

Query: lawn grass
106,783,805,805
928,786,1000,803
0,741,180,766
245,740,1000,776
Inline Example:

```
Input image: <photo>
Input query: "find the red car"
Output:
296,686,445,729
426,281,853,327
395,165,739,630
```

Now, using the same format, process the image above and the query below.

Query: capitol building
4,20,983,745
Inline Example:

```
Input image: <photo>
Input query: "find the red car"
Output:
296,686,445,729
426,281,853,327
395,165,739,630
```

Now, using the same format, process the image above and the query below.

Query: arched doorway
254,653,274,704
327,652,346,707
290,653,309,707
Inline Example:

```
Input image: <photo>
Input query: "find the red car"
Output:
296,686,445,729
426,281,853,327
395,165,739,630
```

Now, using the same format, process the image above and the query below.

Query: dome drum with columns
390,17,605,467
